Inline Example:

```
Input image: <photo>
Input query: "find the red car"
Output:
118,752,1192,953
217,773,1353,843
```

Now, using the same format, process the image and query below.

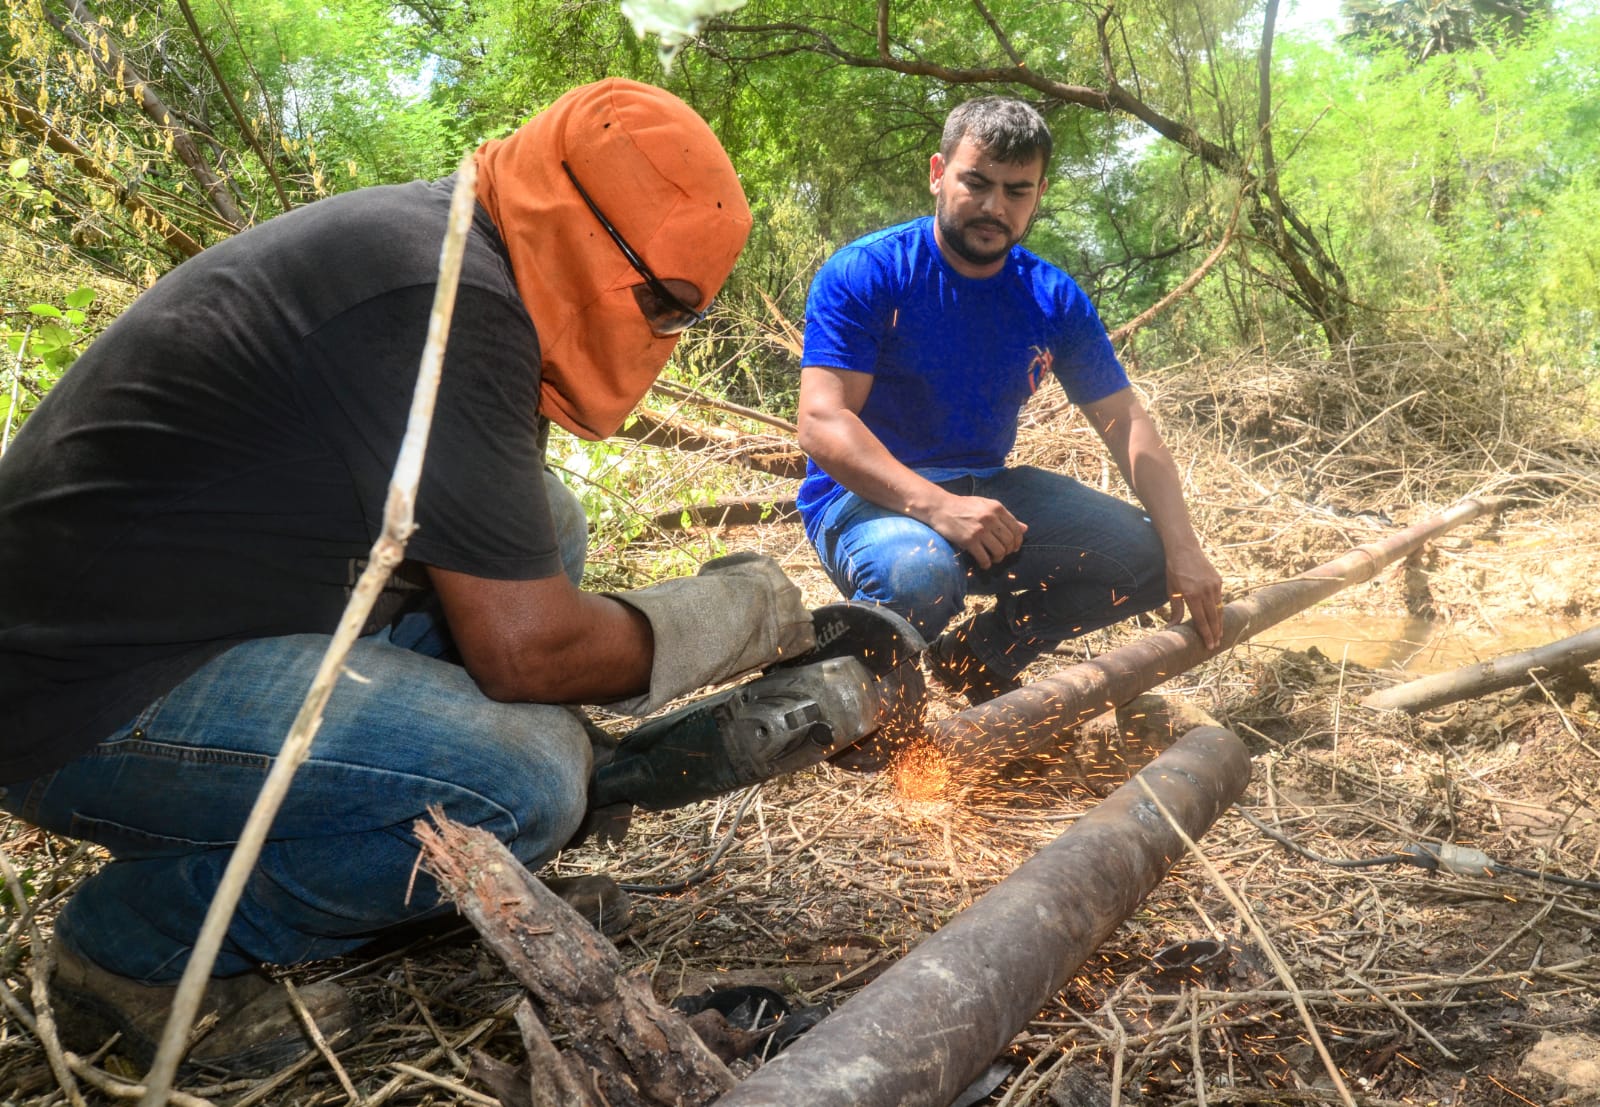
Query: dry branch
415,812,735,1107
614,408,806,479
650,380,798,434
0,94,204,257
46,0,246,230
173,0,292,213
1361,624,1600,714
651,496,798,530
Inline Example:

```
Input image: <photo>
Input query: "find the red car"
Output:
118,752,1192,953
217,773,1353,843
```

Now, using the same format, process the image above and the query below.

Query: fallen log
651,496,798,530
927,495,1511,768
614,408,806,480
415,813,734,1107
649,380,799,435
1360,624,1600,714
713,726,1251,1107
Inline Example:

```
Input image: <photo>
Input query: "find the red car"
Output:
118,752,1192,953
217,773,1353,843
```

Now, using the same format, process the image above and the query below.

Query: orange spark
893,740,953,803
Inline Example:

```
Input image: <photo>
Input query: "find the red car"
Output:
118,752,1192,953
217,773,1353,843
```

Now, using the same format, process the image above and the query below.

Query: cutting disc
777,602,928,771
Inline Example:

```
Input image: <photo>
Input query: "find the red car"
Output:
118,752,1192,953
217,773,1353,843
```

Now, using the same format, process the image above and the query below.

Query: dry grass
3,345,1599,1105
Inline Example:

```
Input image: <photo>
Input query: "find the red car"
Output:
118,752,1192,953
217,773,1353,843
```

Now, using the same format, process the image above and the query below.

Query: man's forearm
801,407,951,523
1126,434,1206,555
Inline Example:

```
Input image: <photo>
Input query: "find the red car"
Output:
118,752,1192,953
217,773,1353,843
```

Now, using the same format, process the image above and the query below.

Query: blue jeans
0,474,594,984
809,466,1169,679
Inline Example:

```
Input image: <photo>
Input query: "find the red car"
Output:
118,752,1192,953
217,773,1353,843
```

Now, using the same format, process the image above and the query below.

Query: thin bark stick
286,980,363,1103
0,846,86,1107
649,380,798,434
1361,625,1600,713
173,0,292,213
66,1058,218,1107
389,1063,501,1106
1108,219,1237,346
136,156,479,1106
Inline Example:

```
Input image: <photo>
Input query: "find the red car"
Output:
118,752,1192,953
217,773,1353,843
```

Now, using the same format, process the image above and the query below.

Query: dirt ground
3,351,1599,1105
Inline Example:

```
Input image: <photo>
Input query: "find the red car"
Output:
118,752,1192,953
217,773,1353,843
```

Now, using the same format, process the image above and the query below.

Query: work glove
602,552,815,717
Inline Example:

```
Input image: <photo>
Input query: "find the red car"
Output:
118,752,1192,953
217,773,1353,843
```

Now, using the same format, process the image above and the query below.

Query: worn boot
49,943,362,1076
926,621,1021,706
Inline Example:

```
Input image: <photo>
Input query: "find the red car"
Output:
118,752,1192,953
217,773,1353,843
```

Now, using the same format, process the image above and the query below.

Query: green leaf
64,287,97,309
30,324,75,352
27,304,63,319
6,158,28,179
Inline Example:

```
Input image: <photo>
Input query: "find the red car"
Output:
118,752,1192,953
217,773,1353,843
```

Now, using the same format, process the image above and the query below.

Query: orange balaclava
474,79,752,439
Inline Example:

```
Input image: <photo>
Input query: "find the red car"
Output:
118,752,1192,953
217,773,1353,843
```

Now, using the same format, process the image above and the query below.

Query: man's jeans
0,473,595,984
809,466,1169,680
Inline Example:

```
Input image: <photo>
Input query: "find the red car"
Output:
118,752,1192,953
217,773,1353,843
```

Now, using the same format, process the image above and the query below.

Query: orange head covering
473,79,752,440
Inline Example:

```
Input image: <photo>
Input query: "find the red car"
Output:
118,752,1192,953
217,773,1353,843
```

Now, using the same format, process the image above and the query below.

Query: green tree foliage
1341,0,1553,61
3,0,1596,421
684,0,1360,351
1273,6,1600,366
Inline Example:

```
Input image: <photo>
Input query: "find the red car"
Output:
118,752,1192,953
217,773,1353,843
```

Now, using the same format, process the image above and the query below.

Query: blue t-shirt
798,217,1129,531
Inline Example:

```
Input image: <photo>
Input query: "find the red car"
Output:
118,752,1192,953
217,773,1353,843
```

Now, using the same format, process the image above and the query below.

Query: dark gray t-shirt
0,176,563,781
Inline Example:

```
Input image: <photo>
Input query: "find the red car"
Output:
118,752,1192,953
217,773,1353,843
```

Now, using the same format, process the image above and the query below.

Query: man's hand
1163,546,1225,650
927,493,1027,569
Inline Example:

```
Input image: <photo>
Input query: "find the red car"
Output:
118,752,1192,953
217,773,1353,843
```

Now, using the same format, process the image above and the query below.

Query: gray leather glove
602,552,816,717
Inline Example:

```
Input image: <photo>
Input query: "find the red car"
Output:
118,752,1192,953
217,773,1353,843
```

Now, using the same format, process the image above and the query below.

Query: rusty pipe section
928,495,1509,767
714,726,1251,1107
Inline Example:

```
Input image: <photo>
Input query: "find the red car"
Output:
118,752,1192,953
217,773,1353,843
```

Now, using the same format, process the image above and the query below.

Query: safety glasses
561,160,708,335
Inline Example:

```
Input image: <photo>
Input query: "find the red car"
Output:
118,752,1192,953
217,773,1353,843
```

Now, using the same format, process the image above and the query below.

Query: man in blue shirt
797,97,1222,704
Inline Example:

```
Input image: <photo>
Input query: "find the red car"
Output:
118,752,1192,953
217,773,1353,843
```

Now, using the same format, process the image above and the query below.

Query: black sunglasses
561,160,708,335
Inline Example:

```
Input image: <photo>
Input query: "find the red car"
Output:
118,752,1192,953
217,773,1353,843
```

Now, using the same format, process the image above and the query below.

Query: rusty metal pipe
928,495,1509,767
714,726,1251,1107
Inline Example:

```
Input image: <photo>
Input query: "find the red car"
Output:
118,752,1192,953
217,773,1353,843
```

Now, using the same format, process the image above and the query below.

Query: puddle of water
1252,612,1591,674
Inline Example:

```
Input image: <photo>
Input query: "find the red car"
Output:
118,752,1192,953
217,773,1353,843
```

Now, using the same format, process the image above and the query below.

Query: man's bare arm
428,566,654,703
796,364,1026,568
1080,387,1224,648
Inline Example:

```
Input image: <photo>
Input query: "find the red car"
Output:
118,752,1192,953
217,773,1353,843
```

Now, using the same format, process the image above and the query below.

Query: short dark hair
940,97,1053,171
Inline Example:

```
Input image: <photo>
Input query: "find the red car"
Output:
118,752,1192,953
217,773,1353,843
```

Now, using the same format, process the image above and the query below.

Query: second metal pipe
928,495,1506,767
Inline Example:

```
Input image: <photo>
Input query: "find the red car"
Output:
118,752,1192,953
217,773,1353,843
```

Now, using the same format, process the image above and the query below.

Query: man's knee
436,699,592,857
879,545,967,636
825,514,967,637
